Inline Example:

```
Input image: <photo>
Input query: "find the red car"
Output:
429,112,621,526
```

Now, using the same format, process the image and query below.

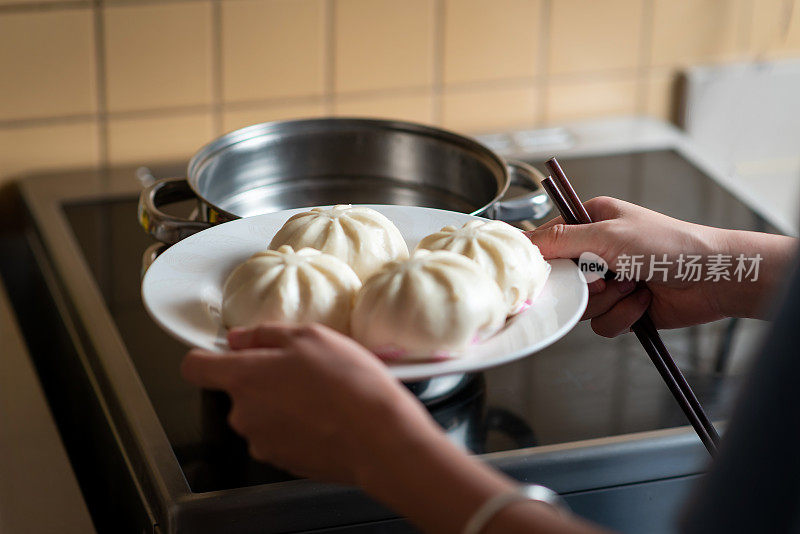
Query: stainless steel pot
138,118,551,245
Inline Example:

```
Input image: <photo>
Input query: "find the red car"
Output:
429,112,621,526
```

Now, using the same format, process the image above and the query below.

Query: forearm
356,404,603,534
711,230,797,319
356,411,509,533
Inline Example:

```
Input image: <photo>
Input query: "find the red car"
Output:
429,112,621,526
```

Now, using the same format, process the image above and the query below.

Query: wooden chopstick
540,176,577,224
631,321,719,455
637,314,721,447
541,159,720,456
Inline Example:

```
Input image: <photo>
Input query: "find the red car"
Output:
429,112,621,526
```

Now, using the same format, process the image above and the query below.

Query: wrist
352,396,595,534
468,485,568,534
354,394,515,534
352,389,444,493
354,407,433,494
706,229,797,319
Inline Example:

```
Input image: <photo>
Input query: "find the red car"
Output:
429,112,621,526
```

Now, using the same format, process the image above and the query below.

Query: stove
0,118,777,533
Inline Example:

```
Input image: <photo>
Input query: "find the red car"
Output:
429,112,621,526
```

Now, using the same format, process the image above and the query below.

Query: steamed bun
268,205,409,281
351,250,506,360
222,245,361,333
417,220,550,315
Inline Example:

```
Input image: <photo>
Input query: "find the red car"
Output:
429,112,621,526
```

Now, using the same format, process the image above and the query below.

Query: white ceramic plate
141,205,588,381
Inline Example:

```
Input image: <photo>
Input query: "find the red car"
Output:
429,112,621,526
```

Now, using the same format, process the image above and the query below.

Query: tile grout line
0,0,211,15
323,0,336,115
536,0,551,125
0,114,99,130
101,0,206,5
210,0,224,135
0,1,90,14
738,0,754,56
431,0,445,126
92,0,110,170
778,0,796,49
0,65,663,132
93,3,112,299
635,0,655,116
332,85,437,102
0,68,658,131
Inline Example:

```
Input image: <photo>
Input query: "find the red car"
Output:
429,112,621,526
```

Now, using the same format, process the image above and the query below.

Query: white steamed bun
222,245,361,333
268,205,409,281
351,249,506,360
417,220,550,315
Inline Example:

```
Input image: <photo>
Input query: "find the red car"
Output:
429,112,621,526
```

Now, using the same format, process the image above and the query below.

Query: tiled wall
1,0,799,182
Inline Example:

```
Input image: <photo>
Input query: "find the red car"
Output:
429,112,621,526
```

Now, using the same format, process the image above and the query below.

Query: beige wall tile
222,0,325,103
105,2,212,112
443,0,539,85
108,113,215,164
644,70,677,122
335,0,434,93
651,0,745,67
549,0,643,75
0,10,95,121
0,121,99,181
222,101,327,133
334,93,434,124
545,75,639,124
442,85,538,132
750,0,800,57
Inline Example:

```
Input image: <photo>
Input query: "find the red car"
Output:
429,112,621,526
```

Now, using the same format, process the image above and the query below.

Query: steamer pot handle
489,160,552,222
138,177,212,245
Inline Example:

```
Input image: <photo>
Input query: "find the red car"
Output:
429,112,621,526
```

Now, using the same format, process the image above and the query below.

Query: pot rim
185,117,512,221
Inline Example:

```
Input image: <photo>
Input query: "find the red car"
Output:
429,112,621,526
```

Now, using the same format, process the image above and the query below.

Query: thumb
525,223,607,261
180,348,279,390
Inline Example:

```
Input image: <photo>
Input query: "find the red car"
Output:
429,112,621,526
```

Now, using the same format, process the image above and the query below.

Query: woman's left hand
182,323,605,534
181,322,440,484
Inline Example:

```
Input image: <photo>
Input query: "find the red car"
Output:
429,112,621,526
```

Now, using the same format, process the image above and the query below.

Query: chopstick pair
540,157,721,456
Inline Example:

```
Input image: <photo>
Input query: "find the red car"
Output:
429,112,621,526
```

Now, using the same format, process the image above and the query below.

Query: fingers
587,278,606,296
533,196,623,231
525,220,610,260
582,196,624,222
181,348,279,390
181,349,239,390
582,279,636,320
532,215,564,232
526,196,626,259
228,322,306,350
590,287,652,338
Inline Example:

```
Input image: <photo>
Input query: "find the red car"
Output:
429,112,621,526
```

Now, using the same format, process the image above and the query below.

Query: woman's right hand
526,196,795,337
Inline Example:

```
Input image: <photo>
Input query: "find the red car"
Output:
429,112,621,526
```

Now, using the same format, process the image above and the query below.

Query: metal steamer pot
138,118,551,245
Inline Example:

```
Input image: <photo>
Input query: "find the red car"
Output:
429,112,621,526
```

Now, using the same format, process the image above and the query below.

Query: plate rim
141,205,588,381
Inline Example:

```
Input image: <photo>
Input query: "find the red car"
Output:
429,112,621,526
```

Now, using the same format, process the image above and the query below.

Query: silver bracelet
462,484,568,534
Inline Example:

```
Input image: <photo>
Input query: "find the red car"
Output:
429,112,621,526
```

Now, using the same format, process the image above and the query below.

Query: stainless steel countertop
0,279,95,533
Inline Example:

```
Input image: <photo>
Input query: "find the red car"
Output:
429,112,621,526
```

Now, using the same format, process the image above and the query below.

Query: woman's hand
181,322,440,484
527,196,796,337
181,323,602,534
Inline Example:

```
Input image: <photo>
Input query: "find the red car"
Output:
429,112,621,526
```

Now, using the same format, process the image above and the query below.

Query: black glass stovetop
62,150,768,493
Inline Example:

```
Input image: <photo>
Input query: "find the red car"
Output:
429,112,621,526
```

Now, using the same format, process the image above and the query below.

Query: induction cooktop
60,149,757,494
0,120,778,534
